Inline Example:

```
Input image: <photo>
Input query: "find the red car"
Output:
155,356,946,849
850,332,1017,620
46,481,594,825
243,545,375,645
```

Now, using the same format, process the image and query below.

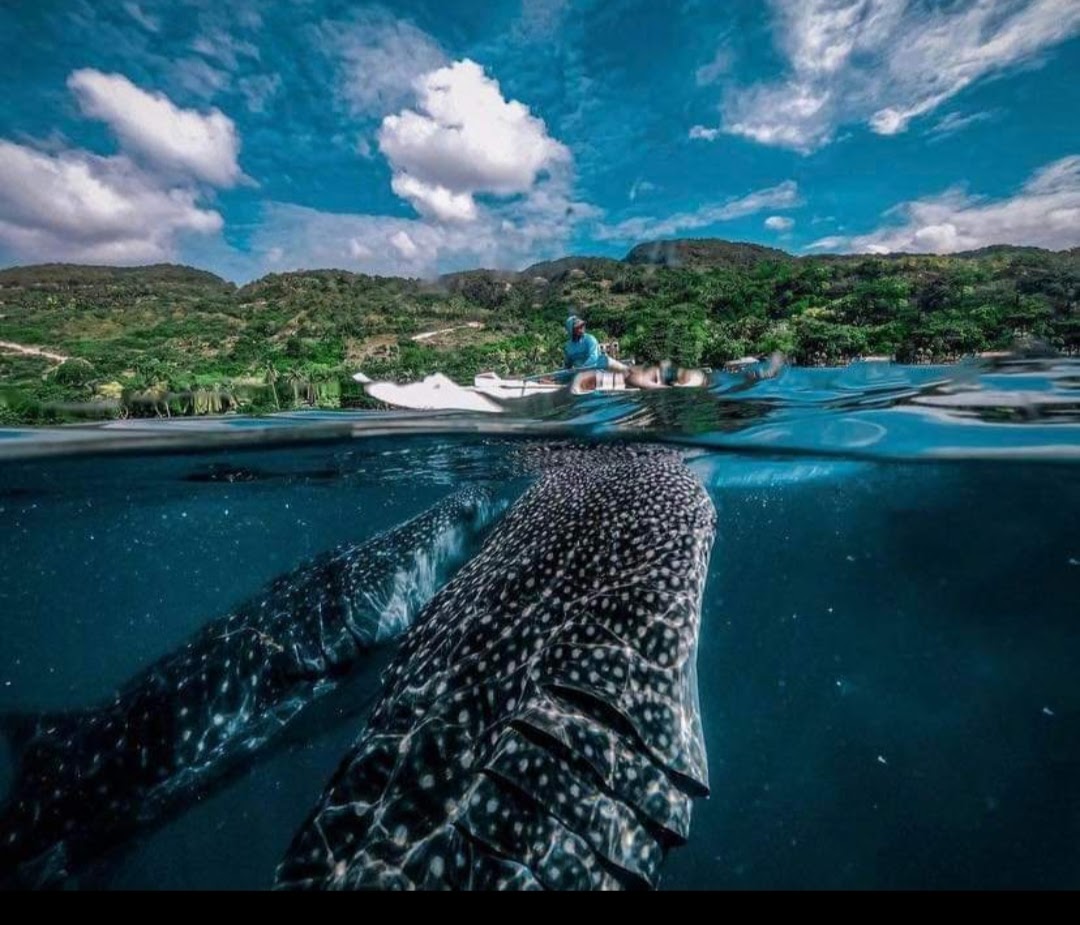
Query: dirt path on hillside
0,340,69,363
410,322,485,342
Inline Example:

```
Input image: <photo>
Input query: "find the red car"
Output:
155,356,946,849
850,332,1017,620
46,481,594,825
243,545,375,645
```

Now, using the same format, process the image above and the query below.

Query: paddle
521,368,569,382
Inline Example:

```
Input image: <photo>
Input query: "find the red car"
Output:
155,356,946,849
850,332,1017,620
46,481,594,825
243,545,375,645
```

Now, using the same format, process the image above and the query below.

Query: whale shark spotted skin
0,486,499,887
276,448,716,890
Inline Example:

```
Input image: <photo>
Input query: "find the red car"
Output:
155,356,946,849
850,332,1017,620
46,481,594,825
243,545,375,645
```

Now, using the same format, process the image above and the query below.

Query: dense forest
0,239,1077,423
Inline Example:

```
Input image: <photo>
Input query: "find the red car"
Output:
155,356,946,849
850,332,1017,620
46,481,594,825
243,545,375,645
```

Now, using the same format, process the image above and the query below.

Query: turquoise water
1,358,1078,889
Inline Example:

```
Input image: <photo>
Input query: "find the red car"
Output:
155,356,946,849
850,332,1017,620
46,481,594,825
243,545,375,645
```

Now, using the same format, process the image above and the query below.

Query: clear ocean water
1,358,1078,889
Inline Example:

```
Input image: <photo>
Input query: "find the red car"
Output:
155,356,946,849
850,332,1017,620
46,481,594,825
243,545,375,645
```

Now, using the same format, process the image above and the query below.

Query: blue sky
0,0,1078,281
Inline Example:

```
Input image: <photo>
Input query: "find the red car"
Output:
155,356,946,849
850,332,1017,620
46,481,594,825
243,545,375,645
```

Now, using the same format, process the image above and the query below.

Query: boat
358,372,505,413
471,371,563,400
354,368,637,413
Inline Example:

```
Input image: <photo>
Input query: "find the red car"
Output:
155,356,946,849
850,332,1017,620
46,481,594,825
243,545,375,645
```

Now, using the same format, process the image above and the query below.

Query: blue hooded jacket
563,316,607,372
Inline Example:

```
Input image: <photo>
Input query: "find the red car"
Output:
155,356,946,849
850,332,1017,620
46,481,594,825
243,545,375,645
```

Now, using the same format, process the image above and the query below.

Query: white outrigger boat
353,369,634,413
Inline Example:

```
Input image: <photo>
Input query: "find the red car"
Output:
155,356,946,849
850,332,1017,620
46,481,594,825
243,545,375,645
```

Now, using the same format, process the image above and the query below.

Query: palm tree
284,367,307,406
263,361,281,410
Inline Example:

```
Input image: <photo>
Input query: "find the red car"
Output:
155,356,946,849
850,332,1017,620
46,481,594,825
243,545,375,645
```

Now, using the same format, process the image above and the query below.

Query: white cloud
628,178,657,202
355,137,375,159
721,80,831,152
243,154,590,280
0,73,244,267
696,46,734,86
804,235,848,251
0,141,223,264
816,155,1080,253
390,230,420,261
123,1,160,33
390,173,478,223
68,69,243,187
926,108,998,140
1024,155,1080,194
191,31,260,71
319,10,447,119
765,215,795,231
348,239,372,260
514,0,574,42
595,181,801,241
238,73,283,113
250,191,591,279
170,57,230,100
711,0,1080,153
689,124,722,141
378,59,571,223
242,52,585,279
234,6,263,31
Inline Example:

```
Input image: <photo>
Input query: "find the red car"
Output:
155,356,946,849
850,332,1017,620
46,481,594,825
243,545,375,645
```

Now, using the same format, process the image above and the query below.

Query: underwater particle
845,555,855,562
1042,706,1055,717
1068,558,1078,566
876,755,887,766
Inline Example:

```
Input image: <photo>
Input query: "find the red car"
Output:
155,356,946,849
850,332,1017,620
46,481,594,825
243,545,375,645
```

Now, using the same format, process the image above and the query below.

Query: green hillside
0,240,1076,423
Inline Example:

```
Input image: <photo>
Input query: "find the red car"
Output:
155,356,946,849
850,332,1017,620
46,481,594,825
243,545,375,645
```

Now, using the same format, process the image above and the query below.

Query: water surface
1,359,1077,888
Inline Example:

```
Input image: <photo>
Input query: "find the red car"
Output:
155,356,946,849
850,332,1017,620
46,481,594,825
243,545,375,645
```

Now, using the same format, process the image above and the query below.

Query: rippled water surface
1,359,1078,889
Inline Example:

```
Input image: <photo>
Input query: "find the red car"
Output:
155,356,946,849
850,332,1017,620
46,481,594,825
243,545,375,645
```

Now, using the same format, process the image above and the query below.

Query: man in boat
562,315,707,390
563,315,629,377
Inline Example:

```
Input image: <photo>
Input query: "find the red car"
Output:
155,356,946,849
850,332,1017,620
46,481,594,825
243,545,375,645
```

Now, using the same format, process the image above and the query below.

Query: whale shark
0,485,501,887
276,448,716,890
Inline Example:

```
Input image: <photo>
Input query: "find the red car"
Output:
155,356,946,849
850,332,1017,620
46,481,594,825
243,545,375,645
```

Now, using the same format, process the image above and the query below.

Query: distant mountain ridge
2,239,1077,289
0,262,233,290
625,239,793,268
